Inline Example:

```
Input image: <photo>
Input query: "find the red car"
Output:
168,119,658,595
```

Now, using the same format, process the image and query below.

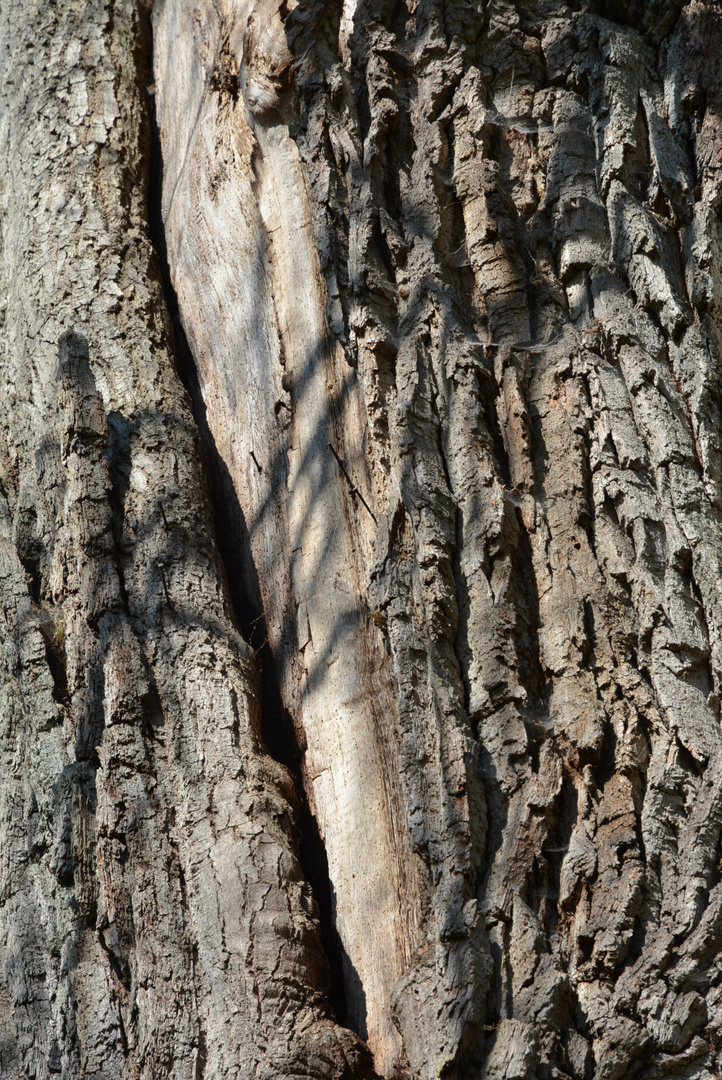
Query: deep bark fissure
40,625,70,709
144,46,351,1035
2,1,722,1077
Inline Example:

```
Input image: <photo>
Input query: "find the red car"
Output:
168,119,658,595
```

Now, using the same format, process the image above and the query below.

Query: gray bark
0,1,721,1079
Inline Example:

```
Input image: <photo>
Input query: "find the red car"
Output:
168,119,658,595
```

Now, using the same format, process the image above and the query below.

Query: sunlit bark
1,2,721,1079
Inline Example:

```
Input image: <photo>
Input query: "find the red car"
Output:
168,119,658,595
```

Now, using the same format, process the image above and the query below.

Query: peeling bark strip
0,0,721,1078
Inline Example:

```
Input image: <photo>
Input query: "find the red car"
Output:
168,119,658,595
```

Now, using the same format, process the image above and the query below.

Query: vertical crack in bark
144,55,353,1035
4,0,720,1077
152,2,430,1069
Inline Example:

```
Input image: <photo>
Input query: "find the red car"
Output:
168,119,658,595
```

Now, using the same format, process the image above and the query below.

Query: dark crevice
144,43,350,1033
510,510,547,706
40,625,70,708
137,642,167,741
594,719,618,793
298,802,350,1025
626,98,652,203
582,599,595,663
19,553,42,604
116,1005,129,1058
479,374,512,489
194,1027,208,1080
540,777,578,936
107,412,133,617
16,509,43,603
98,927,132,996
675,737,704,781
439,179,486,337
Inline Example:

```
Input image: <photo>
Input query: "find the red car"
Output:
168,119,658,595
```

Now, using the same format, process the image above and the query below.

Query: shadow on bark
145,91,357,1032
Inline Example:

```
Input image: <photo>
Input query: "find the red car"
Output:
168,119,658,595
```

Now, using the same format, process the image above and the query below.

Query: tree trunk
1,0,721,1078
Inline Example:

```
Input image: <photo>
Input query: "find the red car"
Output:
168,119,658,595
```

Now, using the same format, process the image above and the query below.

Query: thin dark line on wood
328,443,378,524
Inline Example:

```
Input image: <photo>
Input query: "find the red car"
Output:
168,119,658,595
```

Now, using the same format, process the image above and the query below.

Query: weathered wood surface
1,0,722,1078
0,2,370,1078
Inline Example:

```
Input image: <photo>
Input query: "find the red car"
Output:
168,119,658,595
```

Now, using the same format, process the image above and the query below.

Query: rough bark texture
1,1,721,1079
0,3,371,1078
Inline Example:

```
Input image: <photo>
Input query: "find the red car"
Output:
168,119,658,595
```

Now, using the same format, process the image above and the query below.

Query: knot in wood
243,0,294,120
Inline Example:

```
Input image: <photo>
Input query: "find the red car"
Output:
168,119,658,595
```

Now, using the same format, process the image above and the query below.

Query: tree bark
1,1,721,1079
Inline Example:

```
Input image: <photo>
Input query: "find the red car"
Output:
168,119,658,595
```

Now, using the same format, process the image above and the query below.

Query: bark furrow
0,1,721,1080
